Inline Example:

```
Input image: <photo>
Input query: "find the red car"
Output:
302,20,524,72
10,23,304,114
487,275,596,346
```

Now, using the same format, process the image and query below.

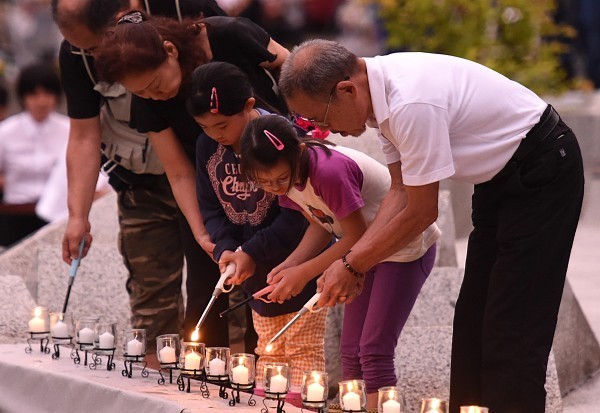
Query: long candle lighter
265,293,321,352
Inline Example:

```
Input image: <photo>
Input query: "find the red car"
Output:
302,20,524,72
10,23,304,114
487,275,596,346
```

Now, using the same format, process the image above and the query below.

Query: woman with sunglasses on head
240,114,441,410
94,11,289,346
188,62,327,405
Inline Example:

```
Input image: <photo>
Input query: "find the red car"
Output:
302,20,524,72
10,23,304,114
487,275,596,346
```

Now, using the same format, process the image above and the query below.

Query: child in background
239,114,441,409
187,62,327,403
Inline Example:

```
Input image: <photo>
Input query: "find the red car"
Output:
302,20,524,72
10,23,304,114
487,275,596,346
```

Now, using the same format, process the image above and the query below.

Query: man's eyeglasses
295,77,349,128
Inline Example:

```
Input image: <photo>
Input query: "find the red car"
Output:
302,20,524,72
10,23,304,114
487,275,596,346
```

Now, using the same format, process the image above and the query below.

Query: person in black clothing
51,0,228,363
93,11,290,346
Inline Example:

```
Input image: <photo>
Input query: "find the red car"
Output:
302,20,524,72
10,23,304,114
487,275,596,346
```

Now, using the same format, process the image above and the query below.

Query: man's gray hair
279,39,359,99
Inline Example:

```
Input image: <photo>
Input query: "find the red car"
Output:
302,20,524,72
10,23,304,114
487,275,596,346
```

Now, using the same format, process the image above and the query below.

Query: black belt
100,153,164,190
511,104,560,163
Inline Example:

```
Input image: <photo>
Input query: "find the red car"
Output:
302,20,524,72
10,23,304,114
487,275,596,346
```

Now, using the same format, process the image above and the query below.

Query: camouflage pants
117,175,184,354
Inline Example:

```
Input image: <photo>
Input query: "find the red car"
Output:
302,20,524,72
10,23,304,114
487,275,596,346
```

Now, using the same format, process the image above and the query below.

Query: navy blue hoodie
195,114,315,317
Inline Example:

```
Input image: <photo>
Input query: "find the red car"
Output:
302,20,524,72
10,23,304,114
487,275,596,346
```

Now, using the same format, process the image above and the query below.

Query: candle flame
348,381,354,392
191,329,199,342
312,372,321,381
388,389,395,399
431,399,441,409
265,343,273,353
34,307,42,317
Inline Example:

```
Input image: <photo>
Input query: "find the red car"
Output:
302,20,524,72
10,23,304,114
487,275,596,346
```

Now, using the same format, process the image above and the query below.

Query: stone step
0,275,36,344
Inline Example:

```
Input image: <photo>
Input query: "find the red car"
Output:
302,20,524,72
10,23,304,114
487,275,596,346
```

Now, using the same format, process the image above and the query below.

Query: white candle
232,364,249,384
383,399,401,413
126,338,143,356
185,350,201,371
28,317,45,333
78,327,94,343
307,381,325,402
52,320,69,337
209,357,226,376
269,373,288,394
98,331,115,349
342,391,361,411
159,345,176,363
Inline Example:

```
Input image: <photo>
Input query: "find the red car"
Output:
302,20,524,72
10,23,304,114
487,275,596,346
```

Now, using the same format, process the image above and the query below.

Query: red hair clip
263,130,284,151
210,87,219,114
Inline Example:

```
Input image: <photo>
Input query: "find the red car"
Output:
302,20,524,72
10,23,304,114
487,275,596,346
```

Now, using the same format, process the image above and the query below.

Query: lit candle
78,327,94,343
159,345,176,364
342,391,361,411
209,357,226,376
270,372,288,394
185,350,201,371
98,331,114,349
52,320,69,337
232,363,249,384
28,307,46,333
126,338,143,356
383,399,401,413
307,381,325,402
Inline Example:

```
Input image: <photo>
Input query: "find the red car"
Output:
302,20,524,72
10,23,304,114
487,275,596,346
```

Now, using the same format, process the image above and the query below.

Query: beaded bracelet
341,250,365,279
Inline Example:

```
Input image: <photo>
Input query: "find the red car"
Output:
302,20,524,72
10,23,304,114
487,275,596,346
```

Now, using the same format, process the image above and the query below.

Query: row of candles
28,307,488,412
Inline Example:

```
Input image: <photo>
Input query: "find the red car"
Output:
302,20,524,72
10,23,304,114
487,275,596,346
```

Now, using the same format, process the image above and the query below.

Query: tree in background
374,0,575,94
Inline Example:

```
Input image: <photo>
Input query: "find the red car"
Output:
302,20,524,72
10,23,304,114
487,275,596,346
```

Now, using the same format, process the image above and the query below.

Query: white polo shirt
364,53,547,185
0,111,69,204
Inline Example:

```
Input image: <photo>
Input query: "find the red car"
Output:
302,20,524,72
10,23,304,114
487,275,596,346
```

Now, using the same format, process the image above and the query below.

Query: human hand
196,233,216,262
266,261,293,284
62,217,92,265
317,259,364,307
219,249,256,285
267,266,312,303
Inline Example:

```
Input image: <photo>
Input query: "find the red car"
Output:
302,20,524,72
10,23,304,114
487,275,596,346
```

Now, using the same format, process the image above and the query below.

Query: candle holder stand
157,362,179,385
122,354,149,378
228,381,256,407
90,347,116,371
51,336,75,360
25,332,50,354
177,368,208,396
73,342,94,366
205,374,231,400
301,400,327,413
261,392,287,413
341,410,366,413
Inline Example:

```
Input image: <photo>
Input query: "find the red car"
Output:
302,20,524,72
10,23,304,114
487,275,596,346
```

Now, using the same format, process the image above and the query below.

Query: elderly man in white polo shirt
278,39,584,413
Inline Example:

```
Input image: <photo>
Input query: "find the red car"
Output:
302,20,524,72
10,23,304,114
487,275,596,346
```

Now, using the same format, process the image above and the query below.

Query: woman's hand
219,249,256,285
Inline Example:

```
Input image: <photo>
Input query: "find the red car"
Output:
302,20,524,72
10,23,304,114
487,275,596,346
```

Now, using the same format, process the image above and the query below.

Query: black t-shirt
58,0,226,120
129,16,287,162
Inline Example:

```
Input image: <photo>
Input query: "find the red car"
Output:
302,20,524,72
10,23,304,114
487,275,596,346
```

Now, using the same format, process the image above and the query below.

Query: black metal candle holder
89,347,116,371
177,368,208,395
205,374,231,400
228,381,256,407
73,342,94,366
341,410,366,413
25,331,50,354
301,399,327,413
261,392,287,413
157,362,179,385
121,354,149,378
301,408,326,413
51,336,75,360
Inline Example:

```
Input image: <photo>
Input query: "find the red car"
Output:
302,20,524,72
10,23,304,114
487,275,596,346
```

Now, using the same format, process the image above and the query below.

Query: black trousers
449,107,584,413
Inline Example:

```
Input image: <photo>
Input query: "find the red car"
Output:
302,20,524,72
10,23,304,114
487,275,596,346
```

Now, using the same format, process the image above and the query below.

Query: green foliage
374,0,573,94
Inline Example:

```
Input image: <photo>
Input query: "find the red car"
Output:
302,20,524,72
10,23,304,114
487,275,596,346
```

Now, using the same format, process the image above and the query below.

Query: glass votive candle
264,363,290,398
460,407,489,413
301,371,328,408
339,380,367,412
229,353,255,387
76,317,98,350
156,334,179,366
28,306,49,336
205,347,230,380
50,312,74,344
420,398,448,413
378,387,405,413
123,328,146,358
180,341,205,373
94,322,117,353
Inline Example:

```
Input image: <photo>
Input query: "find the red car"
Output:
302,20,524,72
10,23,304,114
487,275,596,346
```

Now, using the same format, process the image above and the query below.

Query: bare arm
62,117,102,264
148,128,214,256
317,161,439,307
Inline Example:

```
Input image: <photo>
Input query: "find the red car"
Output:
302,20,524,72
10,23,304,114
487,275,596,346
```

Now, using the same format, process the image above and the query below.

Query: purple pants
341,245,436,393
